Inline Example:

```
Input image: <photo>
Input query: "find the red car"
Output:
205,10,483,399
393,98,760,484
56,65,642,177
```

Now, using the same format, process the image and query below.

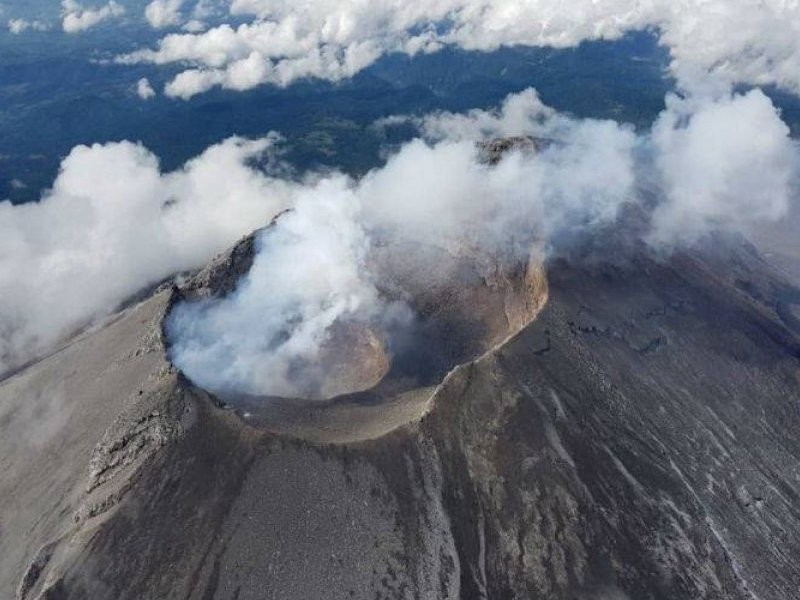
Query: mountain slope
1,231,799,599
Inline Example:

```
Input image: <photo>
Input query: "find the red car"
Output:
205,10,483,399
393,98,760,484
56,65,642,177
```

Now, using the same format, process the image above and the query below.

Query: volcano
165,208,548,443
2,143,800,600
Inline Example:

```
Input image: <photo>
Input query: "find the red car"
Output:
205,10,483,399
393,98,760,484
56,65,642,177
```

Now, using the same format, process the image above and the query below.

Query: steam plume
167,87,797,399
1,88,796,397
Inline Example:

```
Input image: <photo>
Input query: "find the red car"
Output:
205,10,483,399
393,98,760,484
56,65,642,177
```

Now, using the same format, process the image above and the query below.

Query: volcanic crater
161,137,549,442
165,228,548,443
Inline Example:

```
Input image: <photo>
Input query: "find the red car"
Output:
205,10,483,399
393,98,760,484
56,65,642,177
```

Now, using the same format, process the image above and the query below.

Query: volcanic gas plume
1,88,795,389
164,88,797,405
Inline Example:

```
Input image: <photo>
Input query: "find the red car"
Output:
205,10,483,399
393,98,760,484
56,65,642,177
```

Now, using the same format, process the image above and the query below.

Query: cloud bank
62,0,125,34
0,136,291,374
116,0,800,98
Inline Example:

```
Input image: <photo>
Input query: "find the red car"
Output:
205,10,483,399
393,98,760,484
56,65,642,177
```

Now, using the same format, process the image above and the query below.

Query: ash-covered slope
1,222,800,599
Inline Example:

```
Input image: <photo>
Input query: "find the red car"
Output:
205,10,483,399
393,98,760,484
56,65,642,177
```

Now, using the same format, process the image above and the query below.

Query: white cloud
8,18,49,34
180,0,216,32
163,68,223,100
366,90,639,252
62,0,125,34
0,136,291,373
649,88,797,246
116,0,800,99
136,77,157,99
7,18,25,34
145,0,184,29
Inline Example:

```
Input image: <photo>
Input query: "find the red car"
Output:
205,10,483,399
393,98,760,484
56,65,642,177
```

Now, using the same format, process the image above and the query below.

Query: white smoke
115,0,800,99
1,88,796,397
0,136,291,374
167,177,385,398
164,87,797,398
165,91,640,398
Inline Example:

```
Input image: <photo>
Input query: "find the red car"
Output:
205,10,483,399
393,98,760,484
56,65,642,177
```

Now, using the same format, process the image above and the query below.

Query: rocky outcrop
177,233,259,302
477,136,547,165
